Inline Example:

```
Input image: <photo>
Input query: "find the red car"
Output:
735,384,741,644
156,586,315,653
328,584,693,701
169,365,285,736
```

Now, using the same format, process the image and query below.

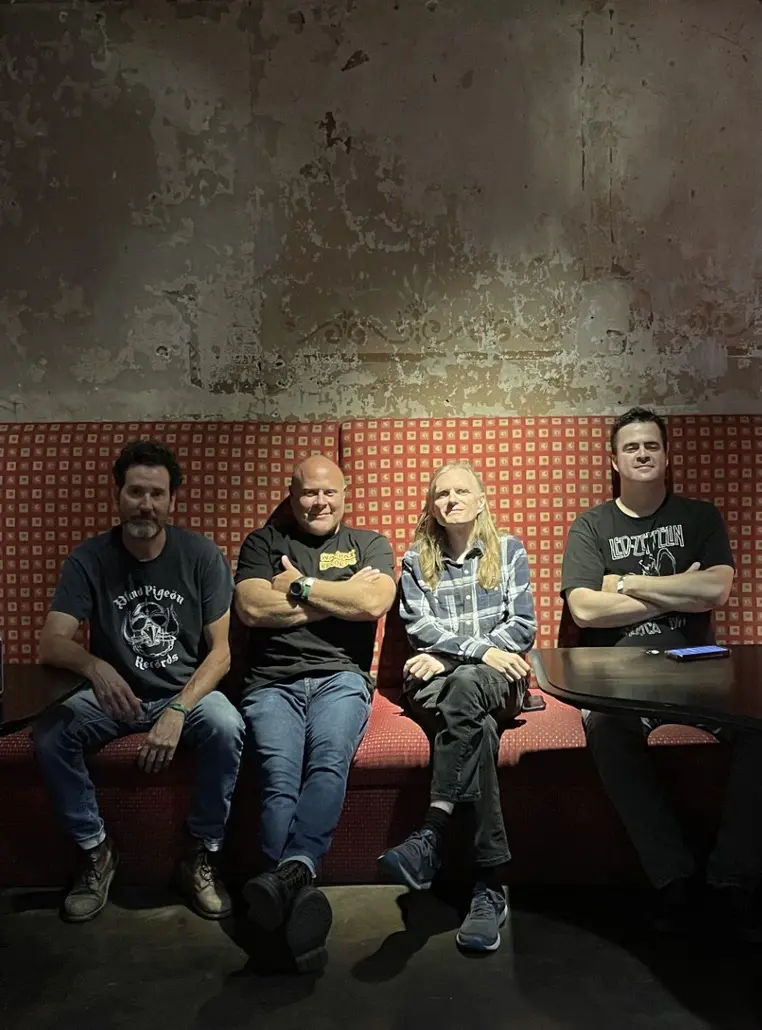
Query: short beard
123,519,163,540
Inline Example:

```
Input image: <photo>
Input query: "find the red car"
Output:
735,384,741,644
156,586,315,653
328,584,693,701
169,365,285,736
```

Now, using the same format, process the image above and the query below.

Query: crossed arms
566,565,734,629
235,557,396,628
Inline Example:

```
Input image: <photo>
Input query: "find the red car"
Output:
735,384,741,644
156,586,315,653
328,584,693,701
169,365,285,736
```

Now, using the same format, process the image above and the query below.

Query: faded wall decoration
1,0,761,421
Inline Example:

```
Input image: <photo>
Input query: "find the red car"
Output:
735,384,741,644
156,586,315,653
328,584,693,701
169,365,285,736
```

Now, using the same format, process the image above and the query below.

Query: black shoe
648,876,698,934
377,829,441,890
707,885,762,945
243,860,313,931
285,886,333,974
63,837,119,923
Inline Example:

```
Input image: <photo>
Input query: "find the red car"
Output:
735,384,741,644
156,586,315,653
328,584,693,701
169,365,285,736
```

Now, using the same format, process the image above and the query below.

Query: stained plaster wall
1,0,762,421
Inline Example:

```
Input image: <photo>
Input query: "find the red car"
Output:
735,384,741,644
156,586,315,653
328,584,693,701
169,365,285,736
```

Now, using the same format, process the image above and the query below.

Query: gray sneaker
456,883,508,952
377,829,441,890
179,840,232,920
63,837,119,923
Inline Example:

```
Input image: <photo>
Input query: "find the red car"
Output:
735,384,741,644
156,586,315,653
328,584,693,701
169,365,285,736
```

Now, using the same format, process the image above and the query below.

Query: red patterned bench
1,417,760,886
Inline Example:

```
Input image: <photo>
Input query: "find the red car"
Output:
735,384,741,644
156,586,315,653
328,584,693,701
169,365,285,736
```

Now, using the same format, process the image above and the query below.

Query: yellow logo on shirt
320,549,357,571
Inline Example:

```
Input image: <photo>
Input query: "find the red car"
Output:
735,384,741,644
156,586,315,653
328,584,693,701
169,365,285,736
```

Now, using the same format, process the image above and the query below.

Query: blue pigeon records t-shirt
50,526,233,699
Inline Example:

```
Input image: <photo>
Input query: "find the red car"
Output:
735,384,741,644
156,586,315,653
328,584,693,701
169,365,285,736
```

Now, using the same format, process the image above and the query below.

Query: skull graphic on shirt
122,600,180,660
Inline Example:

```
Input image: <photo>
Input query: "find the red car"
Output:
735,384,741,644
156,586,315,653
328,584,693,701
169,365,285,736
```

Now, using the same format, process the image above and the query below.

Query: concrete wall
1,0,761,421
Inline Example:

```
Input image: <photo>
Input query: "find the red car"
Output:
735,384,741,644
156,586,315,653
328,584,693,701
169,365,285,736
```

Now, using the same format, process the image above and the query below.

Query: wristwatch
288,576,315,602
616,575,626,594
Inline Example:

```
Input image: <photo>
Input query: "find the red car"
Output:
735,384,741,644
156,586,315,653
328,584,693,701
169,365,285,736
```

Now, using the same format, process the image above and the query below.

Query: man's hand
137,707,185,774
602,563,701,594
351,565,381,583
601,574,621,594
482,647,531,682
272,555,305,594
87,658,142,722
273,560,382,596
404,653,446,682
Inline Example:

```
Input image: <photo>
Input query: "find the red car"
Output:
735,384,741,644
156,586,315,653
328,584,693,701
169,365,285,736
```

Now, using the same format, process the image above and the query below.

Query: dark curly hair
609,407,668,454
112,440,183,494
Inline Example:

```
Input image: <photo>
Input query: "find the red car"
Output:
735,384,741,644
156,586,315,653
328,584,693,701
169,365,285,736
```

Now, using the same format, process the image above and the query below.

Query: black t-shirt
561,494,734,648
235,522,395,693
51,526,233,698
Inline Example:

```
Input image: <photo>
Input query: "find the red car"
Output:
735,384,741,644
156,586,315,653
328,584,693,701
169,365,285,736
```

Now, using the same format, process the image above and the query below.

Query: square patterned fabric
668,416,762,644
0,415,758,888
341,415,762,656
341,416,612,657
0,421,339,662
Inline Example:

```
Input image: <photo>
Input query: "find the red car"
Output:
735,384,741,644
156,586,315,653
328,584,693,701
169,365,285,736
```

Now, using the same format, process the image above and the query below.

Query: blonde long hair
413,461,503,591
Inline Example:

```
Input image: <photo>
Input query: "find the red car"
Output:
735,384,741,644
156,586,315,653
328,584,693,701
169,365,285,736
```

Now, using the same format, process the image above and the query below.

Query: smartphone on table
664,645,731,662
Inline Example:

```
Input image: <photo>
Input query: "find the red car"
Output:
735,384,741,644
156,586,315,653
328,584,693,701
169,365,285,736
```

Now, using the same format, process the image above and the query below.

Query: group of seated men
32,405,762,973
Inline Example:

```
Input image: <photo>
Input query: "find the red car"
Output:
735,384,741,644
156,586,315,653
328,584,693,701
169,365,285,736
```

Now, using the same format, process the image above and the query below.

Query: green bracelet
167,702,189,717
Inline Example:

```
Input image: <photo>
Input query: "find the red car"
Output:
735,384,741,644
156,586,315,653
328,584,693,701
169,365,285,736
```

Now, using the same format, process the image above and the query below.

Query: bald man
234,455,395,972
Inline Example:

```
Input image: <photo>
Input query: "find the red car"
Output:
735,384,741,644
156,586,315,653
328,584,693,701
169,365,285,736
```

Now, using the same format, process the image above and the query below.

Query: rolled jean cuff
431,789,481,804
706,874,757,893
650,864,696,890
78,827,107,851
280,854,316,878
475,853,511,869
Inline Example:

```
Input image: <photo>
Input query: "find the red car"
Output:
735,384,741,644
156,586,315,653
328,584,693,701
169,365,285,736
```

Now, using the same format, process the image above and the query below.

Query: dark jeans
241,672,371,876
404,664,527,868
33,689,245,850
583,709,762,892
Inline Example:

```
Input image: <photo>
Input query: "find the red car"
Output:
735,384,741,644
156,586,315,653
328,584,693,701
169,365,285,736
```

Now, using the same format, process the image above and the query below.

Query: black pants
584,709,762,891
403,664,527,867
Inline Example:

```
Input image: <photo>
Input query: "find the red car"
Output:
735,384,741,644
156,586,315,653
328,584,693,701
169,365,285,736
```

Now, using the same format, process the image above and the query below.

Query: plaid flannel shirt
399,535,537,662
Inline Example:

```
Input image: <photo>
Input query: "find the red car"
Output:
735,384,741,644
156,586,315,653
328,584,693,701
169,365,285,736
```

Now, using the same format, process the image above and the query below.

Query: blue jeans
33,689,245,850
241,672,371,875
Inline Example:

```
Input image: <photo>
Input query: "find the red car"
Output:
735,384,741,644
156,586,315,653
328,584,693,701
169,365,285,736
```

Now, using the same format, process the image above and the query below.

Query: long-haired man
378,461,536,952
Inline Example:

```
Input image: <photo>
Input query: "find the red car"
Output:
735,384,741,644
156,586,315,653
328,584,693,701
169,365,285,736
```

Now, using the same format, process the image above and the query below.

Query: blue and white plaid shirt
400,535,537,662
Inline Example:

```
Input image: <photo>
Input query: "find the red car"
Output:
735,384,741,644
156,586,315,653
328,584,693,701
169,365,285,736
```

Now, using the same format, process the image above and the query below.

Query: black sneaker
63,837,119,923
648,876,698,934
243,860,313,931
377,829,441,890
285,886,333,974
707,885,762,945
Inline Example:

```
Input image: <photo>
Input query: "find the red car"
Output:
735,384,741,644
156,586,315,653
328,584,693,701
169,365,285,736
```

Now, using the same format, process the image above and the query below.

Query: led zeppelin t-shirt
561,494,734,648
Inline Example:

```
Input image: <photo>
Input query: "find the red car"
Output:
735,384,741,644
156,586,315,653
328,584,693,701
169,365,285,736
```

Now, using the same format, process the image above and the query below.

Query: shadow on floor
351,889,462,983
510,885,762,1030
5,884,762,1030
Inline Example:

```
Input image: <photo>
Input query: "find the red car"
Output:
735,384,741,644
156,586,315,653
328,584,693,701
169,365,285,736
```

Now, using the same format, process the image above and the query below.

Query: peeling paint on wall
1,0,762,421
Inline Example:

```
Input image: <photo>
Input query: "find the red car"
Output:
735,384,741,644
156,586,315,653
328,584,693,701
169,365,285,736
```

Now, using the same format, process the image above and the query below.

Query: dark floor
2,882,762,1030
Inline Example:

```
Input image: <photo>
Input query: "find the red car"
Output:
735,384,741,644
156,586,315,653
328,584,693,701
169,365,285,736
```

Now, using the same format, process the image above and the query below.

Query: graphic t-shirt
235,522,395,694
560,494,734,648
51,526,233,698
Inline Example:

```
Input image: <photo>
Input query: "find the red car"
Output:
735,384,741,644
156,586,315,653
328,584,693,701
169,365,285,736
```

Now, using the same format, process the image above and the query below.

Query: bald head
290,455,344,492
289,454,346,537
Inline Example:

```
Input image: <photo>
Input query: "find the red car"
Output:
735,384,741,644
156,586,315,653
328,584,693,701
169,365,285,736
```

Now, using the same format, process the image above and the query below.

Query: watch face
288,579,302,599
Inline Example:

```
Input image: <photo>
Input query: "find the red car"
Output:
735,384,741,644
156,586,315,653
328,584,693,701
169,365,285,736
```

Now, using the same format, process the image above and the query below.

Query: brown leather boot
179,839,232,920
63,837,119,923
